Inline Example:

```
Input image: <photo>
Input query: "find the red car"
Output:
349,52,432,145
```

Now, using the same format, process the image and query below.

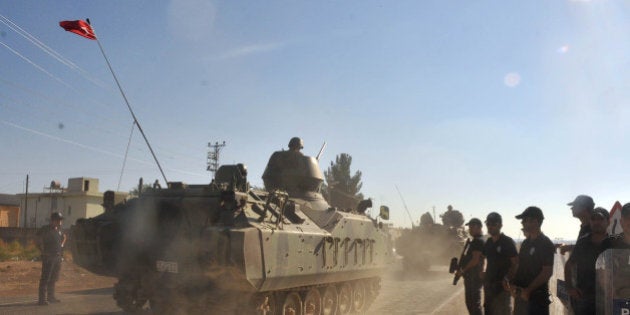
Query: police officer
560,194,595,254
456,218,484,315
482,212,518,315
564,207,610,315
36,212,66,305
511,206,555,315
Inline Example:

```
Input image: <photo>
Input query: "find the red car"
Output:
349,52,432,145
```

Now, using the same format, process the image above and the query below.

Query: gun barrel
316,141,327,161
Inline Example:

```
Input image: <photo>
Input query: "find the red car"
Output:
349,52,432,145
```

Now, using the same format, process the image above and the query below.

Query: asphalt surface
0,265,466,315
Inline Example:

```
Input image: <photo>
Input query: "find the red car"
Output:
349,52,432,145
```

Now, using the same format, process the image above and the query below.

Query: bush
0,239,41,262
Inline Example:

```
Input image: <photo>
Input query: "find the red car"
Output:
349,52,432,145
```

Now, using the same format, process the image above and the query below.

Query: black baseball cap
50,212,63,220
485,212,502,224
622,203,630,217
515,206,544,221
591,207,609,220
567,195,595,210
465,218,482,226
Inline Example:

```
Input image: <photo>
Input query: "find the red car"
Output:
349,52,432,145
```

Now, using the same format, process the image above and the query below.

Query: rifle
449,238,470,285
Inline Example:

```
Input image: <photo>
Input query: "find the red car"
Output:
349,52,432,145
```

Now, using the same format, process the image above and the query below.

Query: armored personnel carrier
71,143,393,314
395,209,466,273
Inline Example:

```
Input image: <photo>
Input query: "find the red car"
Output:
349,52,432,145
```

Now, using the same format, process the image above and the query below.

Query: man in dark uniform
511,206,555,315
565,207,610,315
456,218,484,315
482,212,518,315
560,194,595,254
36,212,66,305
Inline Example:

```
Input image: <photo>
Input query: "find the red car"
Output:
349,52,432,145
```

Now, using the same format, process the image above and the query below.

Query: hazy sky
1,1,628,240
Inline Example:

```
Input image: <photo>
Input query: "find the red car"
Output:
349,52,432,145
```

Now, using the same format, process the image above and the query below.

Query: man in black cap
561,194,595,254
511,206,555,315
455,218,484,315
36,212,66,305
482,212,518,315
564,207,610,315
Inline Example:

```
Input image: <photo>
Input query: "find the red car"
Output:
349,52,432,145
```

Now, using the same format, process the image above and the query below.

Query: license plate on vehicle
156,260,178,273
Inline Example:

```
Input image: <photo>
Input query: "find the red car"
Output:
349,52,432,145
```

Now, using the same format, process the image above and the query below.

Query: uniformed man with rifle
454,218,484,315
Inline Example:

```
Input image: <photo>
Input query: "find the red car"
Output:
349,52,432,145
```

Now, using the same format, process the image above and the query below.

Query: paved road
0,266,465,315
367,265,465,315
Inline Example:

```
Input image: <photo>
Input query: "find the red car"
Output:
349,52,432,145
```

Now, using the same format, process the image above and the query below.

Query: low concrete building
17,177,127,229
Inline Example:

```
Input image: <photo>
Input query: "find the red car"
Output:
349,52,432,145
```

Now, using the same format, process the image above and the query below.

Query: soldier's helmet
288,137,304,150
50,212,63,220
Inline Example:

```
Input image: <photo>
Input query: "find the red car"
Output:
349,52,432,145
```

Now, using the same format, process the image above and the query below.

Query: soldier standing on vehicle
482,212,518,315
36,212,66,305
456,218,484,315
511,206,555,315
560,194,595,254
564,207,610,315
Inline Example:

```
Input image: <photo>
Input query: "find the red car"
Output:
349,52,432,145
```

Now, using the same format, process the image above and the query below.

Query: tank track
115,276,381,315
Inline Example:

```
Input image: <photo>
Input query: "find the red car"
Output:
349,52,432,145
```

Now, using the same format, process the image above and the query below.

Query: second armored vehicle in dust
395,208,466,272
71,141,393,314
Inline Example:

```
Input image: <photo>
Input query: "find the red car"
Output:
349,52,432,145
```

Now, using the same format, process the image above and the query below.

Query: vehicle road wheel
281,291,303,315
113,279,147,312
253,292,277,315
337,283,352,315
320,286,337,315
302,288,322,315
351,281,366,313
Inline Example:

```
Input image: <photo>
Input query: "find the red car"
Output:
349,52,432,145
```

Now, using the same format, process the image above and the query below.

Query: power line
207,141,226,176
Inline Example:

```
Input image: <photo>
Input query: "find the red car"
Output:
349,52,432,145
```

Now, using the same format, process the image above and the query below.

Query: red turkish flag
59,20,96,40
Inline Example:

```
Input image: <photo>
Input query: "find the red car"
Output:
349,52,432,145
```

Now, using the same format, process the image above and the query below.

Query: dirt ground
0,253,116,297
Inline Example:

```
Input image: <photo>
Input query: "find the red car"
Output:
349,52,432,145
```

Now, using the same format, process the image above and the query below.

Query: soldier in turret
442,205,465,228
288,137,304,154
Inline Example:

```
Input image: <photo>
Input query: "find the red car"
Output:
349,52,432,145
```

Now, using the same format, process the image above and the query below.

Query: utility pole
207,141,226,177
24,174,29,228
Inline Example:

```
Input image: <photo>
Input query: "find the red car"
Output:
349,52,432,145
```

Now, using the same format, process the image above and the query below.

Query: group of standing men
456,195,630,315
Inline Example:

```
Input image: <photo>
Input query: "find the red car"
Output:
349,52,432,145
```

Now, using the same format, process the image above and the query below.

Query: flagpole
88,20,169,185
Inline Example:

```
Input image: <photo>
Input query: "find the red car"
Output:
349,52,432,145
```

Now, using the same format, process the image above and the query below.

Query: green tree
129,184,154,197
323,153,364,210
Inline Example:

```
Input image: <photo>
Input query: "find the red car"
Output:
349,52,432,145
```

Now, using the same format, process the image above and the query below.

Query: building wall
16,177,126,229
21,194,105,229
0,205,20,227
0,210,7,226
68,177,99,193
